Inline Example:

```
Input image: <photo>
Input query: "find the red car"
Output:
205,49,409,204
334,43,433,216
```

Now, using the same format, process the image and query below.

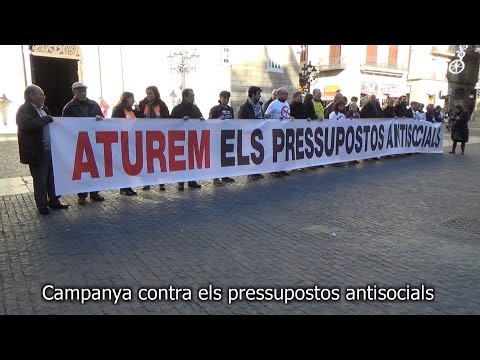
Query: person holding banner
111,91,144,196
265,87,293,177
290,91,306,119
360,95,383,161
346,102,361,118
62,82,106,205
170,88,203,190
325,92,344,119
265,87,293,120
16,85,69,215
209,90,236,186
304,88,324,121
416,103,426,121
138,85,170,191
360,94,382,119
238,86,265,181
382,96,396,118
328,100,347,120
262,88,277,114
303,93,313,107
394,96,414,118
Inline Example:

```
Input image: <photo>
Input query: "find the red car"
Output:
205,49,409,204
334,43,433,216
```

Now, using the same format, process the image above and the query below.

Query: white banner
50,117,443,195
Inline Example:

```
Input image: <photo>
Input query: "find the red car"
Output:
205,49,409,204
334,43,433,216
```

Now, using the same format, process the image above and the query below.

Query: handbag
452,130,462,141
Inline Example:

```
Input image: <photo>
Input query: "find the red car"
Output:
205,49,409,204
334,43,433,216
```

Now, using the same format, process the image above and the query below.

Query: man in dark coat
360,94,383,118
16,85,69,215
208,90,236,185
170,88,203,190
262,88,277,114
290,91,307,119
394,95,413,118
62,82,106,205
238,86,264,120
237,86,264,180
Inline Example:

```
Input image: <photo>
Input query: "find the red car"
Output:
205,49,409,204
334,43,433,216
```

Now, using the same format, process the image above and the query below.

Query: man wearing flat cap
62,81,106,205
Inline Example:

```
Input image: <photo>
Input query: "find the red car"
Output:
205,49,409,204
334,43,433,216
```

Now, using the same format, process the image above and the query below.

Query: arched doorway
30,45,82,116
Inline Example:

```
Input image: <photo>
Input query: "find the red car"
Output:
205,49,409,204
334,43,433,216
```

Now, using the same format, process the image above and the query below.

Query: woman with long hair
138,86,170,190
111,91,143,195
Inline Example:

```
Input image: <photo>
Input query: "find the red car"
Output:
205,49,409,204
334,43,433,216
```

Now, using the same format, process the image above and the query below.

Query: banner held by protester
50,117,443,195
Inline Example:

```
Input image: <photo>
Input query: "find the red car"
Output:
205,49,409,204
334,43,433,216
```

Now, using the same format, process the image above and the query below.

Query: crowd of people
16,83,470,215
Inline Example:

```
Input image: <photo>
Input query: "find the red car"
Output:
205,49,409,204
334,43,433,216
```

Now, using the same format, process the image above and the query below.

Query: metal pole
119,45,125,92
20,45,27,87
97,45,103,97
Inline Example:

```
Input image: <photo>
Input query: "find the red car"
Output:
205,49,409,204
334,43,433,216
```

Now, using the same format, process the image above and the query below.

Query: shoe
90,194,105,201
213,178,223,186
249,174,263,180
143,185,151,190
272,172,282,177
120,188,137,196
77,197,87,205
449,151,455,154
159,184,166,191
38,207,50,215
221,177,235,183
188,181,201,189
279,171,290,176
461,152,465,155
48,202,69,209
178,184,185,191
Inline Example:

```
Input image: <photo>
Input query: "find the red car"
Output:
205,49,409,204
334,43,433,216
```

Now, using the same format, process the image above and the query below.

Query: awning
323,85,338,100
322,93,336,101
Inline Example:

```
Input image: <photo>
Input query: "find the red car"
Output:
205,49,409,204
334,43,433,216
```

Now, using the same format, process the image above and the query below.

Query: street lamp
167,47,200,90
299,60,318,94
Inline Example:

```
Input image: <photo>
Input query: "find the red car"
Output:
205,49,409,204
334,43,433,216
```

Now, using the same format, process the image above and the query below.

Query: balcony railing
360,62,408,73
431,45,456,57
317,57,346,71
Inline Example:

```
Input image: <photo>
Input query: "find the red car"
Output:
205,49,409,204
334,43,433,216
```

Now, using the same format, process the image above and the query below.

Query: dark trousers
28,149,58,209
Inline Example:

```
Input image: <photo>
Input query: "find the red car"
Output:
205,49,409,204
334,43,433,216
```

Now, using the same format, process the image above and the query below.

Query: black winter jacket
62,98,103,118
16,103,53,164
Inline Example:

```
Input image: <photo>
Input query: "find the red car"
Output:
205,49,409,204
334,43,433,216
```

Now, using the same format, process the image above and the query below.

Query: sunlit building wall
79,45,299,118
308,45,410,106
0,45,300,133
408,45,452,108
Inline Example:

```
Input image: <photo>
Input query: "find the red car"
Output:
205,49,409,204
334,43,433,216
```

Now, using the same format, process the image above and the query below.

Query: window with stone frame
221,46,230,64
266,46,283,73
